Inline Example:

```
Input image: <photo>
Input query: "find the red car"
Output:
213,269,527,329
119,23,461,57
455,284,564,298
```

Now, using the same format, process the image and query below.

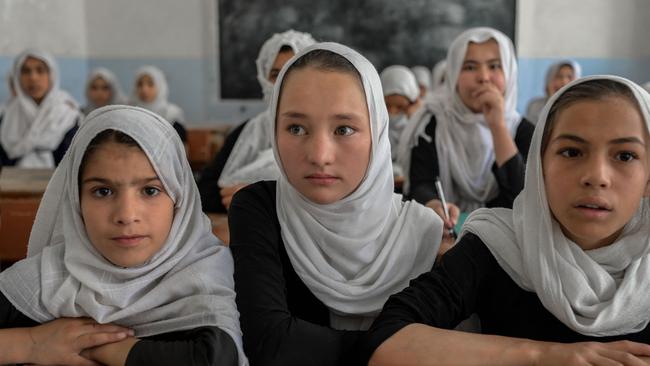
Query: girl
229,42,445,366
0,105,246,366
131,65,187,143
405,28,534,227
379,65,422,176
82,67,127,115
0,49,81,168
198,29,315,213
362,75,650,365
526,59,582,123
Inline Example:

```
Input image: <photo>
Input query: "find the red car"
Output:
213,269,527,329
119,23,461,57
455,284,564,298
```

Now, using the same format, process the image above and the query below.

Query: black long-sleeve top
198,120,248,213
408,115,534,208
229,181,362,366
0,115,79,167
0,292,239,366
358,233,650,364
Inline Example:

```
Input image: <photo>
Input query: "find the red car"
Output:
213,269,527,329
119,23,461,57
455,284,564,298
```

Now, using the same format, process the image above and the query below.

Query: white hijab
0,106,247,364
84,67,127,113
462,75,650,337
0,49,80,168
380,65,420,162
411,65,432,93
434,27,522,211
271,42,443,330
544,59,582,96
431,60,447,91
131,65,185,123
218,30,316,187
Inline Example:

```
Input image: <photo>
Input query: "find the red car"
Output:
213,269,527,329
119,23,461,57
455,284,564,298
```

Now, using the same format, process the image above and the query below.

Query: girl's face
88,76,112,107
543,96,650,250
136,74,158,103
385,94,415,117
80,141,174,267
276,66,371,205
456,39,506,113
547,65,576,96
19,56,50,104
268,50,295,84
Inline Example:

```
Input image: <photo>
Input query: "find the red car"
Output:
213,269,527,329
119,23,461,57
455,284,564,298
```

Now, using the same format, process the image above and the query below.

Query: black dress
0,292,239,366
198,120,248,213
408,115,534,208
229,181,362,366
358,233,650,364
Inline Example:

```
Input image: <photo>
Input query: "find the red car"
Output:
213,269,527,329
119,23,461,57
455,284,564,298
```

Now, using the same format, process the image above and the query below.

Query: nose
113,193,140,225
580,154,611,189
477,65,490,84
306,132,334,167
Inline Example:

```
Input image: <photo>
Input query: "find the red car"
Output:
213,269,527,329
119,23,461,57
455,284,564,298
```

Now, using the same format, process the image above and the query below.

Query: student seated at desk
131,65,187,144
229,42,446,366
82,67,127,115
0,106,246,366
404,27,534,238
198,29,315,213
0,49,81,168
526,59,581,124
362,76,650,366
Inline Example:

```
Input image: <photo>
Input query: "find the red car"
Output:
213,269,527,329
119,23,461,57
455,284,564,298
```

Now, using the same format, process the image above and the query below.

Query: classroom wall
1,0,648,125
516,0,650,117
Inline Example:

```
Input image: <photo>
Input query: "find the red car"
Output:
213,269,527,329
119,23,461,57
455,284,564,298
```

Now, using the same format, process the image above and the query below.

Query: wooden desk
0,167,54,263
207,213,229,245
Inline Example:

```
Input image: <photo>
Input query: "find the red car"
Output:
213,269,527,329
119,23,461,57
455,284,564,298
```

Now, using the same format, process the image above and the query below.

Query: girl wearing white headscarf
131,65,187,142
0,49,81,168
229,43,444,366
526,59,582,124
198,29,315,213
406,27,535,218
82,67,127,115
361,75,650,365
0,105,246,365
379,65,422,176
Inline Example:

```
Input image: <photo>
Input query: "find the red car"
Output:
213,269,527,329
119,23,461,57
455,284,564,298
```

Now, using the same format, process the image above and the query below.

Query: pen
434,177,457,239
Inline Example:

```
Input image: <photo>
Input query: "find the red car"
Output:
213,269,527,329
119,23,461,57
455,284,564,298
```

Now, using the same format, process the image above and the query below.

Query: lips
305,173,339,185
573,197,613,219
111,235,146,247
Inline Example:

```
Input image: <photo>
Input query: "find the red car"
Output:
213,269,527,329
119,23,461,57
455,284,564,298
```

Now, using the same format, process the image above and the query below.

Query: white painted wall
0,0,87,56
516,0,650,59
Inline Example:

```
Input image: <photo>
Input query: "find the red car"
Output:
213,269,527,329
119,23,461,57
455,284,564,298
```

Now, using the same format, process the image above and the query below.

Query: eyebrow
82,176,161,186
552,134,646,146
280,111,362,121
463,58,501,64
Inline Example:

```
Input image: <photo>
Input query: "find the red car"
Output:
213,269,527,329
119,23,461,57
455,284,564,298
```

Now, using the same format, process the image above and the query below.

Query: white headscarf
219,30,316,187
643,82,650,93
431,60,447,91
434,27,522,211
0,106,247,364
462,75,650,337
271,42,443,330
544,59,582,96
256,29,317,102
380,65,420,102
84,67,127,113
0,49,80,168
131,65,185,123
411,65,432,93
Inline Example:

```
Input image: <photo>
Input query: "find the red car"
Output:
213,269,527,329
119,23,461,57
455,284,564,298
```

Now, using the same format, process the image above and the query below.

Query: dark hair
79,129,141,184
278,45,294,53
541,79,642,155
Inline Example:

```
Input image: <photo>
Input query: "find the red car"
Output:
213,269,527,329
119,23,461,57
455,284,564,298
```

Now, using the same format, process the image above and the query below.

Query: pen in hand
434,177,457,239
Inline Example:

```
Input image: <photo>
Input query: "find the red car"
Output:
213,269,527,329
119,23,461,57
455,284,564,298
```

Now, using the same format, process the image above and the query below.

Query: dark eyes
335,126,355,136
90,186,162,198
616,151,638,162
287,124,306,135
559,148,581,158
286,124,355,136
92,187,113,197
558,148,638,162
143,187,161,196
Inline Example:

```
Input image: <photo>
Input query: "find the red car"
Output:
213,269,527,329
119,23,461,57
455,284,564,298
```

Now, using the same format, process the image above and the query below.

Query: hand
473,84,505,130
426,199,460,238
28,318,133,366
436,234,456,263
535,340,650,366
220,184,246,210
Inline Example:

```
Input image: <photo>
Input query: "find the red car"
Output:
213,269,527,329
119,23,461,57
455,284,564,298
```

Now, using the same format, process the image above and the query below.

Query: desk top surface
0,167,54,196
